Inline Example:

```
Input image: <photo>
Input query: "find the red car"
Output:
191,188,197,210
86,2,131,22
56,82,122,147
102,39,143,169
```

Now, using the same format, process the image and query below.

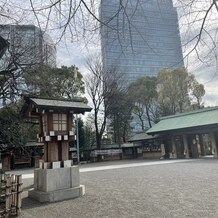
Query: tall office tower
0,25,56,105
0,25,56,67
100,0,183,82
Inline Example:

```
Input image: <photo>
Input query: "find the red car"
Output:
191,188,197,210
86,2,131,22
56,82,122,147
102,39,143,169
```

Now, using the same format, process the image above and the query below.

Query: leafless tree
0,25,56,105
175,1,218,72
0,1,217,53
85,55,125,149
0,1,217,65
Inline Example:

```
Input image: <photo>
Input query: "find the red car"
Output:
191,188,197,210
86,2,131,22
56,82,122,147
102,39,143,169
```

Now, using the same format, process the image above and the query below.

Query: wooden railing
0,174,22,217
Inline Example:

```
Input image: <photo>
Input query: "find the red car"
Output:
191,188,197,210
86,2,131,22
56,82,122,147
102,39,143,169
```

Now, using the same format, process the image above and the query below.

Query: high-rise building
0,25,56,105
0,25,56,67
100,0,183,82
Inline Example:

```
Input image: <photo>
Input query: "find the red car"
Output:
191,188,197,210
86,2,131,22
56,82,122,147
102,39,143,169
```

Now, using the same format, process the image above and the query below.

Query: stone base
28,185,85,203
28,166,85,202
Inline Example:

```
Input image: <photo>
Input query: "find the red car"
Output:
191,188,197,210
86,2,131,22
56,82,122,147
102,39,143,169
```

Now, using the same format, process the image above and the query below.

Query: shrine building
146,107,218,159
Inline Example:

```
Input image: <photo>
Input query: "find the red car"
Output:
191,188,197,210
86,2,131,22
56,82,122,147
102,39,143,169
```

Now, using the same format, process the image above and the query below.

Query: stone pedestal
28,165,85,202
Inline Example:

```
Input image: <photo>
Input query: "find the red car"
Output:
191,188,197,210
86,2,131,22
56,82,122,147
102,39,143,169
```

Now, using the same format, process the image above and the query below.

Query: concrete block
36,169,47,191
46,168,71,191
52,161,61,169
30,167,84,203
43,162,51,169
39,160,44,169
70,166,80,188
29,189,52,202
28,185,85,203
33,169,39,189
63,160,72,168
80,185,85,196
32,166,81,192
52,187,80,202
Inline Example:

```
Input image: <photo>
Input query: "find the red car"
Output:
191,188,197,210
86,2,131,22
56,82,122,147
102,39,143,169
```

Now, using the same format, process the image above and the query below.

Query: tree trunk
94,110,101,150
145,105,152,128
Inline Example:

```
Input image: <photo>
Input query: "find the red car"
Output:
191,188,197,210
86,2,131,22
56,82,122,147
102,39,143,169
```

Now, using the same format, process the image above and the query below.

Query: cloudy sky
54,0,218,107
175,0,218,106
1,0,218,106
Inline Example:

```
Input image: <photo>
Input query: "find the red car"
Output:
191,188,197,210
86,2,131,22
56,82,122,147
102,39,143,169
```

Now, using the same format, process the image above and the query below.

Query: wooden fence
0,174,22,217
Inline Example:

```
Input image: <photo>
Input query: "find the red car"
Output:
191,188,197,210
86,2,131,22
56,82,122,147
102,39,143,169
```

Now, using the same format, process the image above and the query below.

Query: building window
53,114,67,131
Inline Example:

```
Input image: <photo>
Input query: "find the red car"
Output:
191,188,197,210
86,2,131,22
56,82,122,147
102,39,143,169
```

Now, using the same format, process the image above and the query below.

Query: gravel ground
18,159,218,218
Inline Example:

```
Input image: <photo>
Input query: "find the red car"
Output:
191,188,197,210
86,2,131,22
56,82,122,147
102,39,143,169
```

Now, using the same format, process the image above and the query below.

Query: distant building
0,25,56,67
100,0,183,83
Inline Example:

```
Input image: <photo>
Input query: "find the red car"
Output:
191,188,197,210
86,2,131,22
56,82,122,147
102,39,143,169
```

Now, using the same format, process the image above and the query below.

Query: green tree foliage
189,76,205,109
0,101,38,147
24,65,85,99
157,67,205,116
107,88,133,144
128,76,158,130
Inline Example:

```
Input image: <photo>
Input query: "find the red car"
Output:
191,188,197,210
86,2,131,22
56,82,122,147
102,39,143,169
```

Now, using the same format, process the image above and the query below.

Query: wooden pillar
47,142,59,162
171,136,177,159
43,144,47,162
209,131,218,158
61,142,69,160
199,134,205,156
183,134,189,158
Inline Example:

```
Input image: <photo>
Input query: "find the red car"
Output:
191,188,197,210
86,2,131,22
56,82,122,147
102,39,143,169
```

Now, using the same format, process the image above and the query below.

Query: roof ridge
26,95,85,103
161,106,218,120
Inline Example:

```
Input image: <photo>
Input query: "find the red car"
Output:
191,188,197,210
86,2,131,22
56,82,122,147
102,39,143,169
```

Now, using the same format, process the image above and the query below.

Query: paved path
15,159,218,217
9,159,194,179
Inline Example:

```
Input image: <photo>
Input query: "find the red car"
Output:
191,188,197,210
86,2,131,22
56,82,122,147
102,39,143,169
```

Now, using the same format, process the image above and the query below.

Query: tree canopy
122,67,205,132
128,76,158,130
157,67,205,116
24,65,85,99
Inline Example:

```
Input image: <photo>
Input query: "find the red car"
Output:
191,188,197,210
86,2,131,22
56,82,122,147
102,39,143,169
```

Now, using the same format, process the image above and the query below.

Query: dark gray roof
22,96,92,115
30,97,91,111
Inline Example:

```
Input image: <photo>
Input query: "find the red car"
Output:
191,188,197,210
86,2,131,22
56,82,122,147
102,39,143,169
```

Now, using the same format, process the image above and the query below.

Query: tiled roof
21,97,92,115
147,107,218,134
30,97,91,111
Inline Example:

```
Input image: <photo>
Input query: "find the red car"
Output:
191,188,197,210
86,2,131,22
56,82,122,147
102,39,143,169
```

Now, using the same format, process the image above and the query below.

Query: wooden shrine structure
22,96,91,202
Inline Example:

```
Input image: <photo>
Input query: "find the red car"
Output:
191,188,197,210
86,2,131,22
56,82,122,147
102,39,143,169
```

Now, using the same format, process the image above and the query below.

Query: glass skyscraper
100,0,184,82
0,25,56,67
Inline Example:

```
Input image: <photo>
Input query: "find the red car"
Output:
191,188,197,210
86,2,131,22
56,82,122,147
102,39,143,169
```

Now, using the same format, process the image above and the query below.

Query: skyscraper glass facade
100,0,184,82
0,25,56,67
